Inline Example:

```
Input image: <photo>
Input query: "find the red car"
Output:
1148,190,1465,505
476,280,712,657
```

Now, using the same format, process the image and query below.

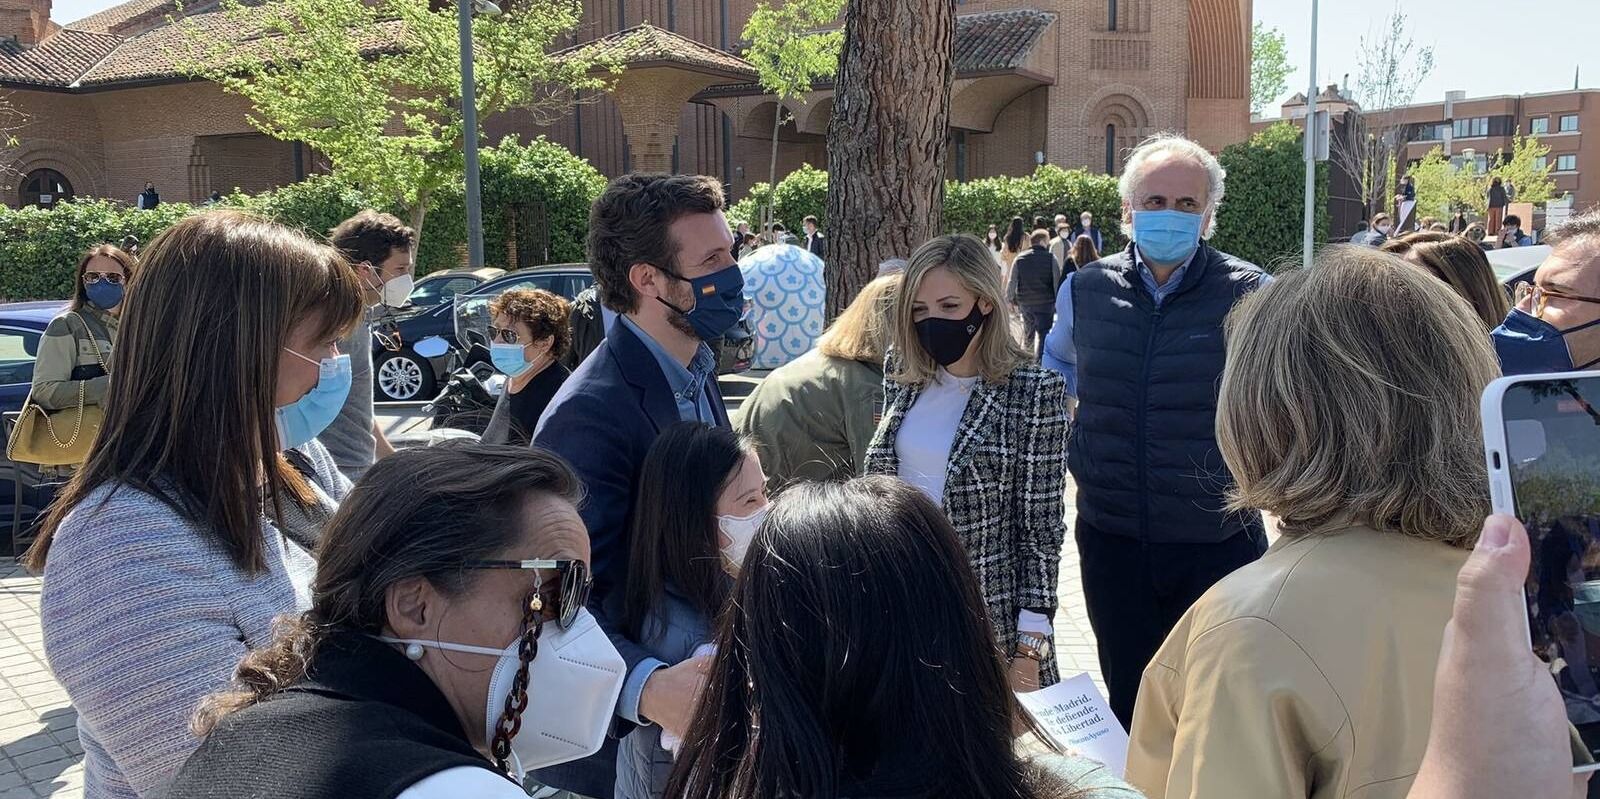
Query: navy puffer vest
1067,243,1266,543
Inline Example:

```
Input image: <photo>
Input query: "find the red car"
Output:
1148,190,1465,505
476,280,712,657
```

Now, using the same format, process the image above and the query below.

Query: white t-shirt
895,370,979,504
398,766,530,798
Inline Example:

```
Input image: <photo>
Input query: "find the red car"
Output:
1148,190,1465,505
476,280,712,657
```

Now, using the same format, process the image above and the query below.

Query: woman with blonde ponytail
165,444,627,799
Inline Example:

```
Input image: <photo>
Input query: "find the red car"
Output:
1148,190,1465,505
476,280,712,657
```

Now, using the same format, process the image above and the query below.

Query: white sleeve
397,766,530,799
1018,609,1054,634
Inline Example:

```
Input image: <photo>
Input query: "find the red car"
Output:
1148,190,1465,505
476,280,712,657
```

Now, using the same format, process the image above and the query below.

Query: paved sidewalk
0,481,1103,799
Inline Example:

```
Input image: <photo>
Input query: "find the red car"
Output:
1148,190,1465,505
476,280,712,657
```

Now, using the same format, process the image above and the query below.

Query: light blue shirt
618,314,717,423
1042,245,1270,398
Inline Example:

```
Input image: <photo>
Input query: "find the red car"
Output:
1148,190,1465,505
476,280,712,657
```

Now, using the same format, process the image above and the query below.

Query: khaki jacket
734,350,882,488
1127,524,1468,799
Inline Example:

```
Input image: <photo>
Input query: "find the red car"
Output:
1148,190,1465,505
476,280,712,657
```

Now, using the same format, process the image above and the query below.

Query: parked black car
371,264,592,402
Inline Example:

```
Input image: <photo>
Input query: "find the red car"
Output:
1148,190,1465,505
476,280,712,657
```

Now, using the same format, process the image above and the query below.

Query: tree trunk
824,0,954,318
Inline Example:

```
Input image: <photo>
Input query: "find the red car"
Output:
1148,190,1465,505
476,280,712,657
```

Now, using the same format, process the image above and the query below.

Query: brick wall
1,88,104,207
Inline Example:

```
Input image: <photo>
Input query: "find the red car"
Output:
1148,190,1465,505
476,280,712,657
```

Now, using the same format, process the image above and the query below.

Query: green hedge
0,200,197,301
727,163,828,233
0,137,605,300
1211,122,1329,272
728,163,1125,251
943,166,1124,250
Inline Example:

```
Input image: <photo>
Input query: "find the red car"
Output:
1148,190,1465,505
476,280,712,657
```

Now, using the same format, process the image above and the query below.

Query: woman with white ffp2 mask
158,445,625,799
614,422,769,799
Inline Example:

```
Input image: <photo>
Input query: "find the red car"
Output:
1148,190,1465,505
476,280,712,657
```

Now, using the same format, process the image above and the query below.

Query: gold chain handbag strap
31,313,107,449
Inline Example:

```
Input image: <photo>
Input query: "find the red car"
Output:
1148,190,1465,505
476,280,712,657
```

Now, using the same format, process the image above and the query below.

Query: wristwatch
1015,633,1052,662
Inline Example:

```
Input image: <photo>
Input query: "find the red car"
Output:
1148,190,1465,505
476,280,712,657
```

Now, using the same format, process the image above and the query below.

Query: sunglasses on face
487,326,522,345
461,558,591,629
83,272,125,286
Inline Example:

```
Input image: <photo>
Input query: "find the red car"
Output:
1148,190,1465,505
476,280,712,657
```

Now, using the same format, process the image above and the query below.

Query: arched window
19,169,73,209
1105,124,1117,174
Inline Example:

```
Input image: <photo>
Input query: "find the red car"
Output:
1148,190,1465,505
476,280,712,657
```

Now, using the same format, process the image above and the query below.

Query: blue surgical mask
491,342,533,378
1132,209,1205,265
275,350,352,450
1491,308,1600,375
85,281,124,311
657,264,746,341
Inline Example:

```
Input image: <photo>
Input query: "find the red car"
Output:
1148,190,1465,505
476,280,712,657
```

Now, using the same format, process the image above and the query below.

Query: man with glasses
1494,208,1600,376
532,173,742,798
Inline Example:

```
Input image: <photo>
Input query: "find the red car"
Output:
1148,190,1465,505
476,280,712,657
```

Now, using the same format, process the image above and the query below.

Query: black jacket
1067,243,1268,544
1008,245,1061,309
156,632,510,799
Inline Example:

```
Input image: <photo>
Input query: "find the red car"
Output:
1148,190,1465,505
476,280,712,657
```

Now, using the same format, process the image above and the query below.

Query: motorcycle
413,336,501,436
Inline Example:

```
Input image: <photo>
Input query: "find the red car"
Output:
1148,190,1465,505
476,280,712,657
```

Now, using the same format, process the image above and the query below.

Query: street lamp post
457,0,485,269
1303,0,1318,267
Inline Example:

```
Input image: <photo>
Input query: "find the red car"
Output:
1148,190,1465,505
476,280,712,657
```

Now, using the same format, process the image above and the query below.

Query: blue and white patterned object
740,243,827,369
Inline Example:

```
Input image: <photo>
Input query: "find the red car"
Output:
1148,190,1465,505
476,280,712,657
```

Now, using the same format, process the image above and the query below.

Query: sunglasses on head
461,558,590,629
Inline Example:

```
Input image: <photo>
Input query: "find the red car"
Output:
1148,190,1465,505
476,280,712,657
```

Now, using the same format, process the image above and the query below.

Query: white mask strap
375,635,507,658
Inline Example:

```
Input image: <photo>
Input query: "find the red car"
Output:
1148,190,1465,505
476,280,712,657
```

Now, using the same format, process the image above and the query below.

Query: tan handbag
7,314,108,467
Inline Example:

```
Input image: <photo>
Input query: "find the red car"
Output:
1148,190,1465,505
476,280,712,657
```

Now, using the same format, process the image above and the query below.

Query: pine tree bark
823,0,955,317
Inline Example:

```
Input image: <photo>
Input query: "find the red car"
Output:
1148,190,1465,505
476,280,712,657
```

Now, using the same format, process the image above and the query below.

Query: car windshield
410,275,481,307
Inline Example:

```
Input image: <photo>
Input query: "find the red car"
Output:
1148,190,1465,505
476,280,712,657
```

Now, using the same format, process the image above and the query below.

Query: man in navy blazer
532,172,741,797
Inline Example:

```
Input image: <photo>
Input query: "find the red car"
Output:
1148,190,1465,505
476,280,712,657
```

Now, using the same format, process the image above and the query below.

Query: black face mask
914,303,987,367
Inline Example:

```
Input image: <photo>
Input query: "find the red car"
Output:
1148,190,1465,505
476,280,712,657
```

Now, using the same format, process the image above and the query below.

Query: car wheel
375,350,437,402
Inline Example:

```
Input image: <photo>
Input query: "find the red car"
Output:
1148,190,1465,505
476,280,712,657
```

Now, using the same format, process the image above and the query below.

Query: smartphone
1482,371,1600,772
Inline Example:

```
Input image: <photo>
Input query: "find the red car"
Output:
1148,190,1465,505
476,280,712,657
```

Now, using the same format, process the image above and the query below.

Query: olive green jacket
733,349,882,489
32,307,116,412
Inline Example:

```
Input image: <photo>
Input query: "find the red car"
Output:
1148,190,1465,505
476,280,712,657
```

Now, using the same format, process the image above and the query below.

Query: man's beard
664,282,702,340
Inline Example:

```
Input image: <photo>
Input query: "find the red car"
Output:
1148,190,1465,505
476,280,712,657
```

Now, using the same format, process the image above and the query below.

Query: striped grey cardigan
39,440,349,799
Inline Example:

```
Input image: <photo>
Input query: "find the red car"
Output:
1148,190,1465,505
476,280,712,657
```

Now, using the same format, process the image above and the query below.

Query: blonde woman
735,273,900,488
1127,246,1500,798
863,233,1070,692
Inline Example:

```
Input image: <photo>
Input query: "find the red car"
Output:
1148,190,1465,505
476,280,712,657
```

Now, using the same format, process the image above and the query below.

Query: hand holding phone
1482,371,1600,772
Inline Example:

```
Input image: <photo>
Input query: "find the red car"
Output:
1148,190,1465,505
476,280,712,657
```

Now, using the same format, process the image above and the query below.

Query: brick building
1256,86,1599,236
1,0,1254,210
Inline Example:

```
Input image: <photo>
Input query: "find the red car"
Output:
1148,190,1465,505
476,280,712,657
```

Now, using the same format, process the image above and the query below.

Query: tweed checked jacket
864,352,1070,685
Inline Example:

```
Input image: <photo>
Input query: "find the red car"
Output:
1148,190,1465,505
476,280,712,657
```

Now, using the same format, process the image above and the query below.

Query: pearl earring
405,642,424,661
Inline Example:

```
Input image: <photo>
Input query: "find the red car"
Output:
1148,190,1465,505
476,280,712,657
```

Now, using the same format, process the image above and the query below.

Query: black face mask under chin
914,304,988,367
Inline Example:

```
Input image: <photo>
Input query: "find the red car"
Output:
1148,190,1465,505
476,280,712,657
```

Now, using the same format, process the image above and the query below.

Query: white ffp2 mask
379,608,624,773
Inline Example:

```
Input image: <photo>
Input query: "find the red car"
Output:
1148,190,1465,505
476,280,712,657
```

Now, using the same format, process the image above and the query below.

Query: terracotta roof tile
699,8,1054,98
0,28,123,87
76,9,405,86
952,8,1053,74
65,0,179,35
556,23,754,78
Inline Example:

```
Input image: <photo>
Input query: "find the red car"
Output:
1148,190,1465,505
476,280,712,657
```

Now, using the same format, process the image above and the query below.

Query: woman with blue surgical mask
161,445,625,799
615,422,767,799
27,211,365,799
482,288,572,446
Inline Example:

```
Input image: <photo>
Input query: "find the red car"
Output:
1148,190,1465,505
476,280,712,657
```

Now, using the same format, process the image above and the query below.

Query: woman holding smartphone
1126,245,1499,799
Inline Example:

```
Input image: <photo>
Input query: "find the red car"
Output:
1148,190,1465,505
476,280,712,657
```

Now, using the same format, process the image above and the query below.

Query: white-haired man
1042,133,1271,727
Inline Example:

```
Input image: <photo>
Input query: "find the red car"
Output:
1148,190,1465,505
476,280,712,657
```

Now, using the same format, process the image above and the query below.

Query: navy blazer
532,318,729,675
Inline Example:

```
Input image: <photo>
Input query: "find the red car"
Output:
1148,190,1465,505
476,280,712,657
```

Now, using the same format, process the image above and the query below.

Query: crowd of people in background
8,129,1600,799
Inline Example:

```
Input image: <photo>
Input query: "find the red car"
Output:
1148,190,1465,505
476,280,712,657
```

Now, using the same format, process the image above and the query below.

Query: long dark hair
27,211,365,573
1069,234,1100,268
622,422,746,642
1003,216,1026,253
192,444,581,738
667,477,1073,799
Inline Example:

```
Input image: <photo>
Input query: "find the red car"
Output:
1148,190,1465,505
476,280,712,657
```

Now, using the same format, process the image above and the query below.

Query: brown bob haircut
1217,245,1497,547
70,244,138,312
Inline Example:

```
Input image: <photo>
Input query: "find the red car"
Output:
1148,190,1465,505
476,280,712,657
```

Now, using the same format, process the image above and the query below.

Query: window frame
0,324,44,387
1556,154,1578,172
1559,114,1580,133
1531,117,1550,135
